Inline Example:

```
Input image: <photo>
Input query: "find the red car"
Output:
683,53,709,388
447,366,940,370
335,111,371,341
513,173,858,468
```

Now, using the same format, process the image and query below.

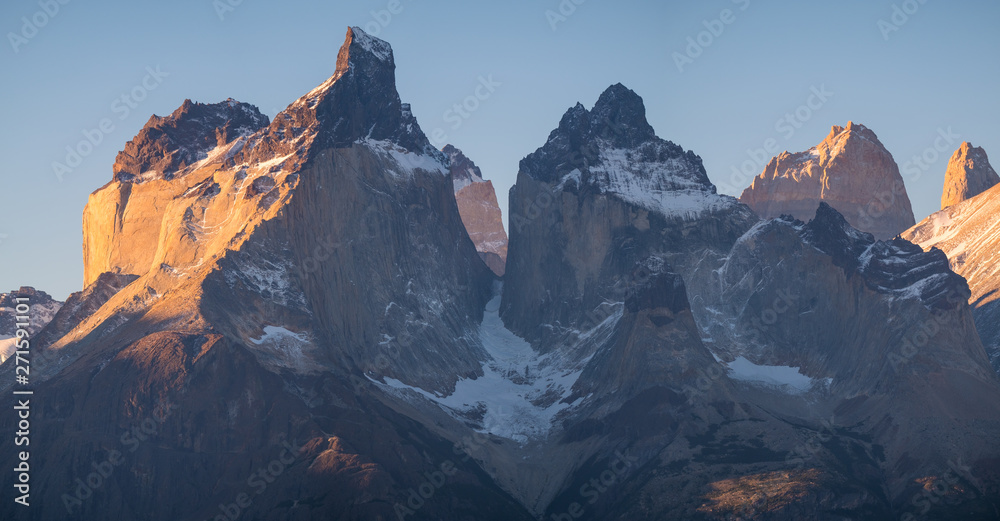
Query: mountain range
2,27,999,521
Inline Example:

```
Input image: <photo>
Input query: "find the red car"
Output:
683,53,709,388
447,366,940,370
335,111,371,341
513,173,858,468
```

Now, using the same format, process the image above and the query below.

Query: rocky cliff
445,144,508,276
941,142,1000,209
904,180,1000,374
739,122,916,240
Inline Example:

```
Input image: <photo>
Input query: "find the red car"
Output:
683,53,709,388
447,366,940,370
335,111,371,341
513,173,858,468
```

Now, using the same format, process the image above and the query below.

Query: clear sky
2,0,998,300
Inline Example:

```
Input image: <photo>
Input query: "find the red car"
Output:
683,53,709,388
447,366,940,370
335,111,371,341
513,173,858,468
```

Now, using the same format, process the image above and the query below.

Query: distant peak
942,142,999,209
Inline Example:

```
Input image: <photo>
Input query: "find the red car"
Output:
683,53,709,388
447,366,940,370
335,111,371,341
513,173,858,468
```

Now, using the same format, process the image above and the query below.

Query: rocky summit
941,141,1000,209
739,122,916,240
113,98,270,182
2,27,1000,521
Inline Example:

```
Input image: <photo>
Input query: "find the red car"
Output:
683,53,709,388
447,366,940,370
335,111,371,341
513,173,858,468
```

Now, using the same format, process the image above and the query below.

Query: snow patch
725,356,825,394
251,325,307,345
452,169,485,191
373,294,604,443
365,140,448,177
248,326,320,374
349,26,393,62
581,145,735,219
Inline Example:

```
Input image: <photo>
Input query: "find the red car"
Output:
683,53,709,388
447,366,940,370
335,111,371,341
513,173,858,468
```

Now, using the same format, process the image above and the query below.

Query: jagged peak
522,83,713,202
590,83,656,144
334,26,395,79
347,26,393,62
254,27,442,163
953,141,991,162
801,202,875,268
113,98,269,182
552,84,656,148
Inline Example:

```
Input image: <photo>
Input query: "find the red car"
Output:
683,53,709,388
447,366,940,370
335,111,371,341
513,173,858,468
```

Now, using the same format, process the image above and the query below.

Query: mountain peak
260,26,440,161
942,142,999,209
522,83,712,203
587,83,656,147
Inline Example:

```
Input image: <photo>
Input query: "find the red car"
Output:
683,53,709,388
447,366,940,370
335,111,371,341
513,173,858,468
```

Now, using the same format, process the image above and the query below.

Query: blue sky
2,0,998,299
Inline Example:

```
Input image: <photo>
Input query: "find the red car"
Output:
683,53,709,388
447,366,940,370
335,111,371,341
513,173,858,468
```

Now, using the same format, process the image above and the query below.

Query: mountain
941,142,1000,209
445,144,508,276
0,287,61,362
904,179,1000,374
739,122,916,240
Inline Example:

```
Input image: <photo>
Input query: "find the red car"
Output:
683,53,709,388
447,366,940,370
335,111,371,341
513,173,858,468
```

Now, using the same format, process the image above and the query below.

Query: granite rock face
905,180,1000,374
739,122,916,240
941,142,1000,209
445,144,508,276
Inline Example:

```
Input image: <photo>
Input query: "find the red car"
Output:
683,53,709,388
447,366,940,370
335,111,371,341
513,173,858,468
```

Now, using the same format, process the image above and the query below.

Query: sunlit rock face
446,144,508,276
739,122,916,240
941,142,1000,209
